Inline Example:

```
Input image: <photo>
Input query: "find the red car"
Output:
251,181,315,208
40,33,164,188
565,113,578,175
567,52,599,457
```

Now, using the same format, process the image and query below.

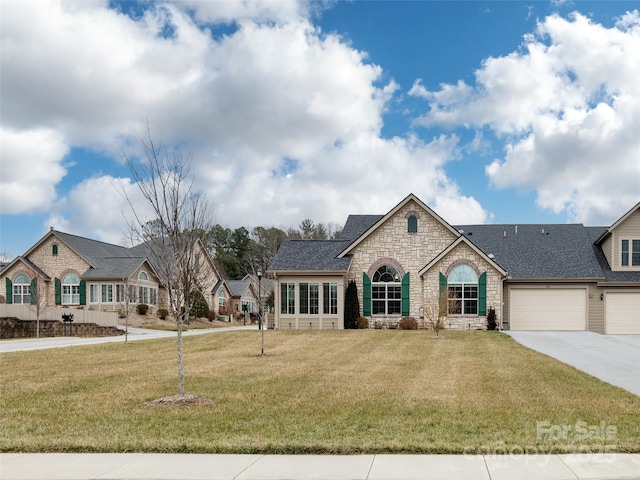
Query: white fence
0,304,118,328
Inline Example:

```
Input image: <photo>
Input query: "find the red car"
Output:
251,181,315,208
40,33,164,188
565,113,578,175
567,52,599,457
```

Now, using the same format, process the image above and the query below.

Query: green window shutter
30,278,37,305
55,278,61,305
5,278,12,304
478,272,487,316
401,272,410,316
439,272,447,313
79,280,86,305
362,272,371,317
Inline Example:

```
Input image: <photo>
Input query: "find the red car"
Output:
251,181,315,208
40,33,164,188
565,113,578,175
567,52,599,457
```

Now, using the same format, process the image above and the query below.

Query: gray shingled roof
270,218,622,280
454,224,605,279
340,215,384,241
81,257,148,280
53,231,158,281
269,240,353,272
55,231,129,267
226,280,251,297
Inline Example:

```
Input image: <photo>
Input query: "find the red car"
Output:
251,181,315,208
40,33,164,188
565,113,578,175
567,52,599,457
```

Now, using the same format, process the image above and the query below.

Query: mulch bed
143,394,214,407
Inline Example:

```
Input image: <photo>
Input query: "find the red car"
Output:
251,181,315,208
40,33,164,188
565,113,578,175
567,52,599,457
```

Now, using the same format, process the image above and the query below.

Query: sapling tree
424,288,451,337
121,126,213,397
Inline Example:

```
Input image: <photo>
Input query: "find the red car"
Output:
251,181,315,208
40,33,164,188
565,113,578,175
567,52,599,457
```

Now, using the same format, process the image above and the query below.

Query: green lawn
1,330,638,454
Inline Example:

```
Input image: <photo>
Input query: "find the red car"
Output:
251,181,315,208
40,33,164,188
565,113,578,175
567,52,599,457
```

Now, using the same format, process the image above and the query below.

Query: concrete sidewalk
0,326,256,353
2,453,640,480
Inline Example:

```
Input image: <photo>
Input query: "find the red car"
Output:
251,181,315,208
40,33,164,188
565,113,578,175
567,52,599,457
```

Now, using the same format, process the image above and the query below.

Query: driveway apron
506,331,640,396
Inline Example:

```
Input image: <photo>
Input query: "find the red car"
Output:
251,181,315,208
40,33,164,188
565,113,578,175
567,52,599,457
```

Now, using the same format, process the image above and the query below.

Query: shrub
157,308,169,320
188,290,210,319
117,309,127,319
136,304,149,315
399,316,418,330
344,280,360,329
208,310,216,322
486,307,497,331
356,317,369,329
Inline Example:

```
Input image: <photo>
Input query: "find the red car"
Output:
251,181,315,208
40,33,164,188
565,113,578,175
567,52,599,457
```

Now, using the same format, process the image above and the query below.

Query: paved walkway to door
506,331,640,396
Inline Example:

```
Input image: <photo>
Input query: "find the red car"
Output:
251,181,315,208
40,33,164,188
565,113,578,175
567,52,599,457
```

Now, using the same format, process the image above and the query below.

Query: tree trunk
177,313,185,397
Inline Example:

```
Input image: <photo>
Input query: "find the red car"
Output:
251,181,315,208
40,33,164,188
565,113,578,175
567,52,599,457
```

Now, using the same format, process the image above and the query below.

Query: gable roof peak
595,201,640,245
338,193,460,257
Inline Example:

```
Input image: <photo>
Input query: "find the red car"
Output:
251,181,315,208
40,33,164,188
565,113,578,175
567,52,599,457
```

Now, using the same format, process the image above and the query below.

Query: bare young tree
424,288,451,338
121,127,213,398
27,274,48,338
115,280,133,344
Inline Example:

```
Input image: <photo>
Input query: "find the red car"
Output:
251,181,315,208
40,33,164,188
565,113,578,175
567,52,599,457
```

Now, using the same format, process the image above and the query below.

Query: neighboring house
268,194,640,334
212,278,233,315
226,280,259,314
0,228,225,317
242,273,275,307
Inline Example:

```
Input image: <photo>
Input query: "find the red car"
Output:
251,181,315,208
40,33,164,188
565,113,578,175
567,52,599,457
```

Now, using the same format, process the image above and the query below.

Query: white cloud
0,127,68,214
412,11,640,224
1,0,488,240
45,175,155,246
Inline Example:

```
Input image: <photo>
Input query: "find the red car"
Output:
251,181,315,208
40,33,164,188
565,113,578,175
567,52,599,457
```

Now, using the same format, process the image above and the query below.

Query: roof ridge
55,230,128,249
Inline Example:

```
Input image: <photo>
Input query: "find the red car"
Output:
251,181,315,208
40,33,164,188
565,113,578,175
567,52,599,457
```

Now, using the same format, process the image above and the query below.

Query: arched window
447,264,478,315
372,265,401,315
218,290,226,307
138,271,148,281
62,273,80,304
13,274,31,304
52,244,58,255
408,215,418,233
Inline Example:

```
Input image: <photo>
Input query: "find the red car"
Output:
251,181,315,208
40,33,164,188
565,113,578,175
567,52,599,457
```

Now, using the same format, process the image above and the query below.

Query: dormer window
621,239,640,267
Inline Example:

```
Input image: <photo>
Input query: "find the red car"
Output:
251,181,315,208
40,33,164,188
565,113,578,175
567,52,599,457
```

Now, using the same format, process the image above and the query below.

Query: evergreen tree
344,280,360,329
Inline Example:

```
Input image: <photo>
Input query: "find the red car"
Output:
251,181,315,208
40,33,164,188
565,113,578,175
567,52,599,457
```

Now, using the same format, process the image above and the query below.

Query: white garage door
606,293,640,334
510,288,586,330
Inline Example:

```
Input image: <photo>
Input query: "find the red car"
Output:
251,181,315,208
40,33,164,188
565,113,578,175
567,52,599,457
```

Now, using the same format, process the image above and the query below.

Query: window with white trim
323,283,338,315
218,290,226,307
62,274,80,304
138,271,148,281
372,265,401,315
101,284,113,303
150,288,157,306
90,284,99,303
299,283,319,314
280,283,295,314
447,264,478,315
13,274,31,304
621,239,640,267
138,286,149,304
116,284,125,303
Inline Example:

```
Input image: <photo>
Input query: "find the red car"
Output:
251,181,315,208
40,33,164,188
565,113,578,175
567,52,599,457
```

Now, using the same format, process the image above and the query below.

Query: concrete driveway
506,331,640,396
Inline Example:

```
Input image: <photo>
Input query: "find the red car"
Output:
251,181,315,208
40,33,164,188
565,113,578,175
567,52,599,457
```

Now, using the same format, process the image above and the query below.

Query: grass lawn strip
1,331,638,453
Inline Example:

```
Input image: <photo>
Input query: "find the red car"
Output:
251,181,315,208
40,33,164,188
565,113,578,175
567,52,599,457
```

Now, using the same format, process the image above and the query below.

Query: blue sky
1,0,639,258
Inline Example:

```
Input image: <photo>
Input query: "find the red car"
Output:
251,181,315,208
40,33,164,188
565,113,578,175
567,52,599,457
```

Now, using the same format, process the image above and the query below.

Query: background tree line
201,220,342,280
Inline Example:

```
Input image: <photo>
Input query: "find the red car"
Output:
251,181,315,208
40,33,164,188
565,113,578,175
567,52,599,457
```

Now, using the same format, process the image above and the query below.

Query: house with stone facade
268,194,640,334
0,228,226,317
226,280,259,314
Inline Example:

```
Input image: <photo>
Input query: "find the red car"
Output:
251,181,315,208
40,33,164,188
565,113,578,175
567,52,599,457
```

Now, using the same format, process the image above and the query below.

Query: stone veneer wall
0,234,91,307
346,200,504,329
422,242,503,329
347,200,459,321
0,317,124,339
